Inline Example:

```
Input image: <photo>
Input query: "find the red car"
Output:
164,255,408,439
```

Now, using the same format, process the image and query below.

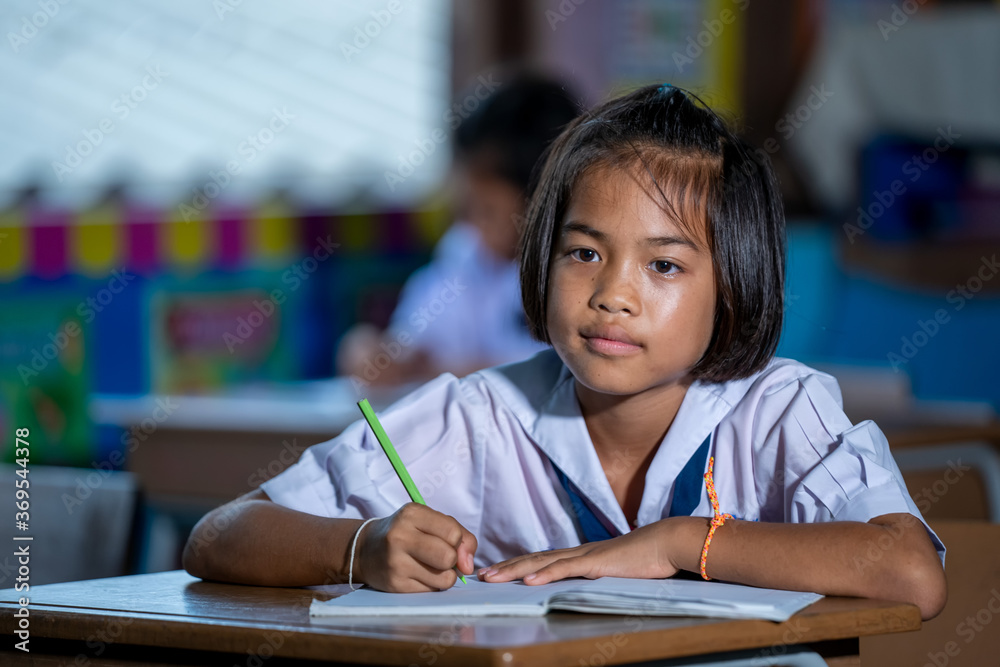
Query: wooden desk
90,380,413,508
0,571,919,666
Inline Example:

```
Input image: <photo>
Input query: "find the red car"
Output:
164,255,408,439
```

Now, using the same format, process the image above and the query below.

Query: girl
183,85,947,621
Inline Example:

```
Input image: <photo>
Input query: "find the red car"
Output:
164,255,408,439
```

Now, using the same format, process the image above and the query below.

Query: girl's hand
478,520,682,585
356,503,478,592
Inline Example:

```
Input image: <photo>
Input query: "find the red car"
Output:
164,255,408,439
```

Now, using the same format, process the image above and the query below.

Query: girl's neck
575,379,691,527
574,379,690,462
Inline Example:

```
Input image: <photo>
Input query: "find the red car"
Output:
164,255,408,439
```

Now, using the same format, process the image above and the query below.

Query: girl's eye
652,260,680,275
570,248,599,263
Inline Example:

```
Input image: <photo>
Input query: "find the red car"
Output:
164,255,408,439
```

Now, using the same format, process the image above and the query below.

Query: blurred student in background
337,72,580,385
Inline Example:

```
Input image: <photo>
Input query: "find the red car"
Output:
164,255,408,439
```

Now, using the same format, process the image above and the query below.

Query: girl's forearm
665,513,946,620
182,492,364,587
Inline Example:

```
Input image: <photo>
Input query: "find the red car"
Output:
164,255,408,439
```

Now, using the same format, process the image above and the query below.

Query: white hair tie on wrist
348,517,377,591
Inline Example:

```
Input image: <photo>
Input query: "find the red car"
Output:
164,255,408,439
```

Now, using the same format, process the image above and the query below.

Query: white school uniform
261,348,945,569
386,221,550,371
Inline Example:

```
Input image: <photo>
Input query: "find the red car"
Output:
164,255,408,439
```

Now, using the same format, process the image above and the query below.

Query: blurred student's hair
518,84,786,382
453,72,581,194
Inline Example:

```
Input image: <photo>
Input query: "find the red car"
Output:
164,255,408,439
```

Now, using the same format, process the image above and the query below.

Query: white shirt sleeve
259,372,489,538
387,263,447,345
751,372,946,563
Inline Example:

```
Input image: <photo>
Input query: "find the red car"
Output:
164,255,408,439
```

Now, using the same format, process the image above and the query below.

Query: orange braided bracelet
699,455,732,580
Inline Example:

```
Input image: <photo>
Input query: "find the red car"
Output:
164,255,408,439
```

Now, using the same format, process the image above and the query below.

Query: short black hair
454,72,580,193
518,84,786,383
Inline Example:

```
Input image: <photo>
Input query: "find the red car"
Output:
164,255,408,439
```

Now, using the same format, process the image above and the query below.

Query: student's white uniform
262,348,946,569
386,222,549,371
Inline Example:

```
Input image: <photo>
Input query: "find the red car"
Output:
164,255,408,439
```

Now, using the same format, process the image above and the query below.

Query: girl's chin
569,366,643,396
566,357,695,398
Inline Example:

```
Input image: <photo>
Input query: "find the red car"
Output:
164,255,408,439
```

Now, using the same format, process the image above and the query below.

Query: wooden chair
893,441,1000,522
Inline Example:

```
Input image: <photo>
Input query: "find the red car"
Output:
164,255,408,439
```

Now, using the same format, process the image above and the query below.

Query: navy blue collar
553,434,712,542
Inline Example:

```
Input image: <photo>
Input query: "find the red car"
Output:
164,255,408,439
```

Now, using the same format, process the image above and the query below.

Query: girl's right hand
355,503,478,592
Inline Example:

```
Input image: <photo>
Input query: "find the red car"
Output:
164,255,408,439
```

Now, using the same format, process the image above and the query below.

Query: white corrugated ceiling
0,0,451,209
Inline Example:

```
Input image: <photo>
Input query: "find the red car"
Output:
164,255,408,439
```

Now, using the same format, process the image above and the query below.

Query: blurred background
1,0,999,661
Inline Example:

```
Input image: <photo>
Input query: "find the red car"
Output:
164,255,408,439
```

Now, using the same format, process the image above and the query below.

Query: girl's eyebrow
561,220,700,251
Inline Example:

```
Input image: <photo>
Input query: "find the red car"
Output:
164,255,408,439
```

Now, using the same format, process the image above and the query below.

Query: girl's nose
590,266,640,315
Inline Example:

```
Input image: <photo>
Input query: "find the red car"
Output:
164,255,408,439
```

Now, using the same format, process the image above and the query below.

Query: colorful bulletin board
0,194,451,463
0,293,92,466
609,0,744,114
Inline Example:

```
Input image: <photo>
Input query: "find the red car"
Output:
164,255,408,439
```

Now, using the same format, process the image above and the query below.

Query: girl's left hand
478,521,681,585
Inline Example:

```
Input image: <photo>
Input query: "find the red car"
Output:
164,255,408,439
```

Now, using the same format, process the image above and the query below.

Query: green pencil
357,398,467,584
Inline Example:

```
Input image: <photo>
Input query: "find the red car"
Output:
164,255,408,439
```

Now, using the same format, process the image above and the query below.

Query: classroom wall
781,222,1000,409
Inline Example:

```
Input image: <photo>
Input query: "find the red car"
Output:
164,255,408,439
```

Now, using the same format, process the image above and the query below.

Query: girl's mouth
582,335,643,356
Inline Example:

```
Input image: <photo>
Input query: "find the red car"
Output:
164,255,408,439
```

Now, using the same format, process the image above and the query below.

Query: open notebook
310,577,822,622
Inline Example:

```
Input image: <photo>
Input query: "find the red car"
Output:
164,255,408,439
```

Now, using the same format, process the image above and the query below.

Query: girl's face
545,164,717,397
453,162,524,262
